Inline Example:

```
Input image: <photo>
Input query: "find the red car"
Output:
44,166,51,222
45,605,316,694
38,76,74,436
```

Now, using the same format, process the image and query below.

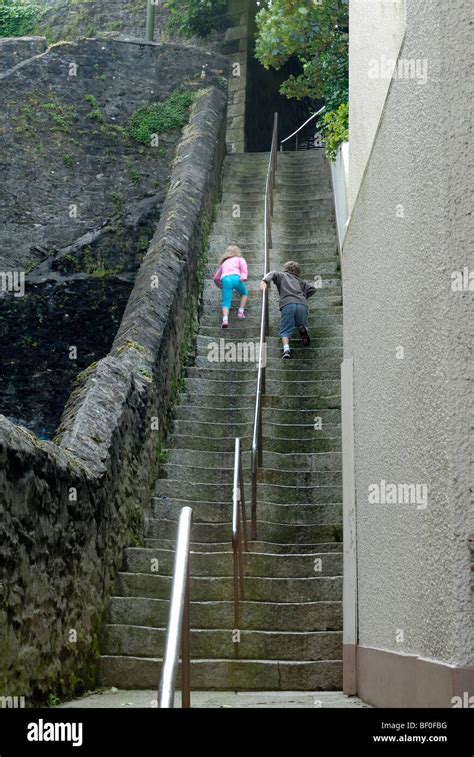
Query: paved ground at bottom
59,689,370,708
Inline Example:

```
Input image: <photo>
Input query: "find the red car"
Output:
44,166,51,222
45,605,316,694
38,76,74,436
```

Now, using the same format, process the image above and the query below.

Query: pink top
213,256,248,288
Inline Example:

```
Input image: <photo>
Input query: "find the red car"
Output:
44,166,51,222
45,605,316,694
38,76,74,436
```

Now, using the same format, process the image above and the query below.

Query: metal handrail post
158,506,193,709
181,567,191,708
239,448,248,551
251,455,257,540
232,438,248,630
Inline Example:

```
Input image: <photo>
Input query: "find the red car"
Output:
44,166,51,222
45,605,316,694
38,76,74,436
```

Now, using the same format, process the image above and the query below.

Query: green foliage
130,168,141,185
165,0,227,38
110,191,123,212
47,693,61,708
42,101,77,134
84,94,104,122
255,0,348,151
0,0,40,37
127,89,194,146
63,153,74,167
318,101,348,161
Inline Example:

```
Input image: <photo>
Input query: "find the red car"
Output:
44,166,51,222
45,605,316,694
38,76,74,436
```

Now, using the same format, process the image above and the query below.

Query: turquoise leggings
221,274,248,309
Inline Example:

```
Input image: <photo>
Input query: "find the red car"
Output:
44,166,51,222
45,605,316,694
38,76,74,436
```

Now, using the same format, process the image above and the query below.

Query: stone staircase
100,150,343,691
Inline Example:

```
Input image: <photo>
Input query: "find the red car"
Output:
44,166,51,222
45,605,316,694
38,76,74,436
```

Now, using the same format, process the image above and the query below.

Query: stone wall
222,0,250,153
0,84,228,702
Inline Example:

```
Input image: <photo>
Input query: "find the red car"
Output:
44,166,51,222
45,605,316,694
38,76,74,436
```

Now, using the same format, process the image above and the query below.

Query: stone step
160,463,341,486
184,366,340,382
209,232,337,247
170,421,341,443
192,356,342,373
172,405,341,426
215,206,335,222
103,624,342,661
123,547,342,578
191,357,343,374
151,496,341,522
206,248,339,261
165,449,342,472
100,655,342,691
208,239,338,252
195,334,343,352
168,435,341,454
115,571,342,603
177,392,341,410
203,277,341,292
143,538,342,555
197,326,342,341
146,518,342,543
182,377,341,397
211,220,336,236
204,261,340,276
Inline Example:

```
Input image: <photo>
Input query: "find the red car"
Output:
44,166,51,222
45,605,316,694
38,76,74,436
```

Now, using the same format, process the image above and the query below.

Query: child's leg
295,304,310,346
279,304,296,357
235,280,248,316
221,276,233,325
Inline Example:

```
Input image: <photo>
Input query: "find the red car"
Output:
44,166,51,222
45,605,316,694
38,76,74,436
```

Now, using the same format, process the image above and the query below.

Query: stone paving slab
60,688,369,709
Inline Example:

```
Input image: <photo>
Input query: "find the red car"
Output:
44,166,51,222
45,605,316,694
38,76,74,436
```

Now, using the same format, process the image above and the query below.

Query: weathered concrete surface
0,84,227,702
59,688,369,708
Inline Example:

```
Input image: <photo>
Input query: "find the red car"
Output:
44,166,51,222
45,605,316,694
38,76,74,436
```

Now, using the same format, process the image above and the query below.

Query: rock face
0,37,227,437
36,0,169,43
0,37,227,272
0,84,228,701
0,36,47,70
0,275,134,438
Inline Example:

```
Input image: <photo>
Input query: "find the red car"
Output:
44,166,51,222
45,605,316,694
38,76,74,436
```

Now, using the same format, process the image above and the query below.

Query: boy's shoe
299,325,311,347
282,348,292,359
221,319,229,329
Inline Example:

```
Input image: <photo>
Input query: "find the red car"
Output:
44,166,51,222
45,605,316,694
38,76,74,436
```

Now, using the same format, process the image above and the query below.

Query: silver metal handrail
232,437,248,632
250,112,278,539
158,506,192,708
280,106,326,150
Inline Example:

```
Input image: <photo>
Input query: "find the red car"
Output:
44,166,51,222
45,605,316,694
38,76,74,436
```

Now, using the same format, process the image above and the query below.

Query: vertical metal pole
239,457,248,551
295,132,298,151
251,461,257,540
272,113,278,187
181,566,191,708
264,287,269,338
146,0,155,42
233,546,240,629
257,406,263,467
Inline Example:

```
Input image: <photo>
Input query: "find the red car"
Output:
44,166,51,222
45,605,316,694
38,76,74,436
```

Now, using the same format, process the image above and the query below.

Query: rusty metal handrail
232,437,248,630
158,506,192,708
250,112,278,539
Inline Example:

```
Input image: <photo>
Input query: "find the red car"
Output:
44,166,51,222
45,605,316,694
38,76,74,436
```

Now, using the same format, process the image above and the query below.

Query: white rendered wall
348,0,406,211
